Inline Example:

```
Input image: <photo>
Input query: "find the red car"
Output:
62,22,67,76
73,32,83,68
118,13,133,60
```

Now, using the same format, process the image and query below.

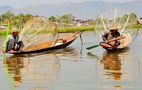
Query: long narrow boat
101,33,132,51
6,32,82,54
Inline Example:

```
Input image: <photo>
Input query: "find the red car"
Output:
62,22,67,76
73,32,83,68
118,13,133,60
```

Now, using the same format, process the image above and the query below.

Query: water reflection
5,56,24,86
87,48,131,81
53,47,80,58
101,51,122,80
3,53,60,90
95,48,141,89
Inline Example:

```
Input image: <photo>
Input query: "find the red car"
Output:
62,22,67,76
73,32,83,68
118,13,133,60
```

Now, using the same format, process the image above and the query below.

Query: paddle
86,35,125,50
87,52,101,61
86,44,100,50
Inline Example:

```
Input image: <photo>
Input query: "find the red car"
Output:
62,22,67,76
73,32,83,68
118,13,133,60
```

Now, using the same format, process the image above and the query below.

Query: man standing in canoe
3,30,24,52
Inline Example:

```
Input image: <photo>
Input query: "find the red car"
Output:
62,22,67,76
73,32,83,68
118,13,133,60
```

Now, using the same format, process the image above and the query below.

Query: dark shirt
111,31,120,38
102,33,109,41
102,31,120,41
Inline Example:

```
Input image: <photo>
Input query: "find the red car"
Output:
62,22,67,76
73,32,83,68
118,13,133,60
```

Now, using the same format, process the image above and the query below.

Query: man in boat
100,26,124,49
4,30,24,52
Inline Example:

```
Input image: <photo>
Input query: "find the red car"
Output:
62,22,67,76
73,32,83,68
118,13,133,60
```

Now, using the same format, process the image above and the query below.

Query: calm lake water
0,31,142,90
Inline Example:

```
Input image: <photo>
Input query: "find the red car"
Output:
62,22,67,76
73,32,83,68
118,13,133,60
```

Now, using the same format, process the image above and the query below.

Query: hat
110,27,118,31
110,23,119,31
12,29,19,33
12,29,19,35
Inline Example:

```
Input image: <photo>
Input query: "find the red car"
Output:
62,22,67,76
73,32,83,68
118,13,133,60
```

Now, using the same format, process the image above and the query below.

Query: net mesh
19,17,58,51
94,9,138,42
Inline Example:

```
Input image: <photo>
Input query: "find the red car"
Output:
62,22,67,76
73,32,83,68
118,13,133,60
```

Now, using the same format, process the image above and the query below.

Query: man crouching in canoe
100,26,125,49
3,31,24,53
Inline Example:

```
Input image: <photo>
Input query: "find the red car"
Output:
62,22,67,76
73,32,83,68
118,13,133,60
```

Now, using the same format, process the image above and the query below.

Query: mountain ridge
0,1,142,19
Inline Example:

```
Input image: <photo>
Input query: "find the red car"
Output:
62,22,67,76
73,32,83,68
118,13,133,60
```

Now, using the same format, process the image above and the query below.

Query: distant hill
0,1,142,19
0,6,14,14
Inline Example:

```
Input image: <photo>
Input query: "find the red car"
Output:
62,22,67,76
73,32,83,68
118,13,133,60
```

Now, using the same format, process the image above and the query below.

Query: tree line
0,11,33,29
1,11,136,30
0,12,77,29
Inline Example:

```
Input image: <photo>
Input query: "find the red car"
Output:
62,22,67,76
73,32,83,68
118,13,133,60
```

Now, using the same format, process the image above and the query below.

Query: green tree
2,11,14,20
0,12,33,29
59,13,75,24
13,13,33,29
49,16,57,22
129,13,137,24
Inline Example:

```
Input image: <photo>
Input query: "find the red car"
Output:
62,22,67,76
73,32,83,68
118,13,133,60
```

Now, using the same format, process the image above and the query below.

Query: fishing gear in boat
87,9,138,50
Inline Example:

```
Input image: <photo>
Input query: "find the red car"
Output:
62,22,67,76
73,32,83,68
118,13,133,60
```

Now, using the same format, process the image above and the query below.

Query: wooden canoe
7,32,82,54
101,33,132,51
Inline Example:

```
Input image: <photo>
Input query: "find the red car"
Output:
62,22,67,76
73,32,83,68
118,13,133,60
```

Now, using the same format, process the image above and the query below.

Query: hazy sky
0,0,138,8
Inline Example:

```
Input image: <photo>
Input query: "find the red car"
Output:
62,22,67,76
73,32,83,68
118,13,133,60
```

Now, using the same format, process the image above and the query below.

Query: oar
86,35,126,50
87,52,100,60
86,44,100,50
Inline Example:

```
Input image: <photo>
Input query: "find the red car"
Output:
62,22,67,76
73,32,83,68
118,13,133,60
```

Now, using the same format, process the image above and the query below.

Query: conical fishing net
19,17,58,51
94,9,139,43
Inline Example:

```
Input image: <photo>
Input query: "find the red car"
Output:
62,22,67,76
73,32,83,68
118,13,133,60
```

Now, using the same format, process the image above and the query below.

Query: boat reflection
101,51,122,81
4,56,24,86
101,48,140,89
3,53,60,90
100,48,141,82
87,48,141,89
53,47,80,58
13,47,80,59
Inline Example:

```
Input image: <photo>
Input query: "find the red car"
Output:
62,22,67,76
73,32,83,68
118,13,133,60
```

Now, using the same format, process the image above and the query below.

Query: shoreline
0,25,142,36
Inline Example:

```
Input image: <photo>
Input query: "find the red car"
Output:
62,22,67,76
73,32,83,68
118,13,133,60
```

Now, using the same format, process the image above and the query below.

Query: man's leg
16,41,24,51
7,39,15,51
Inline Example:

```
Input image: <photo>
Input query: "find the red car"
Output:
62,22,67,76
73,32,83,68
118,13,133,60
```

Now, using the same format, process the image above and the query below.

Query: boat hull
101,33,132,51
7,39,75,54
6,32,82,55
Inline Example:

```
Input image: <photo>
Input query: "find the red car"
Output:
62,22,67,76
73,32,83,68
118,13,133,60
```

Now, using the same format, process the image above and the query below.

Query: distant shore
0,25,142,35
